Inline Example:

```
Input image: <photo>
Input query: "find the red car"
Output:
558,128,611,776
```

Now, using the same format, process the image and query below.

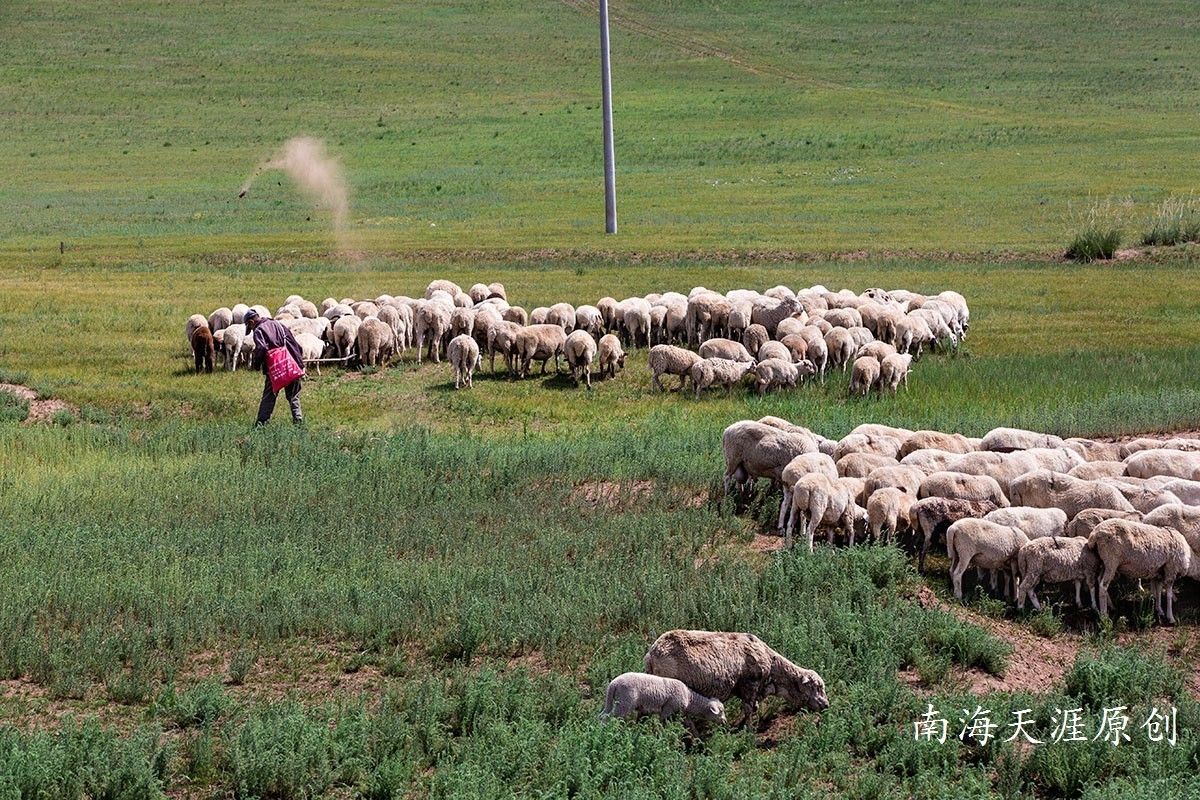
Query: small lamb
598,334,626,379
690,357,755,399
600,672,727,735
447,334,481,389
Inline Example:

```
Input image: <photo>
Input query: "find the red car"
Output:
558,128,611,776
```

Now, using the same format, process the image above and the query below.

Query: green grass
3,0,1200,256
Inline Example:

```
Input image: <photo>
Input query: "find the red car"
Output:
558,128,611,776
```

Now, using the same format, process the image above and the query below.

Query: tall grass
1142,194,1200,247
1065,198,1130,262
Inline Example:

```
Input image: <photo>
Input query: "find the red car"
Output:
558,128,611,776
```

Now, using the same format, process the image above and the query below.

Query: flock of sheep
724,418,1200,625
183,280,969,396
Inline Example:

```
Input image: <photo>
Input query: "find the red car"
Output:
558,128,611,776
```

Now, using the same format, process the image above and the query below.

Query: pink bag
266,346,305,392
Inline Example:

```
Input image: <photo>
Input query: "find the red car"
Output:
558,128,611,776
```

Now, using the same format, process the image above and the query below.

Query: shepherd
243,309,305,427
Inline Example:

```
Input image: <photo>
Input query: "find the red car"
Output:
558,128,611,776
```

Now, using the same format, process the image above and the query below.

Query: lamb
749,358,813,396
356,317,395,367
1015,537,1099,611
219,323,249,371
785,472,862,550
918,471,1010,507
722,420,819,499
698,338,755,363
984,506,1068,540
643,629,829,730
1007,469,1137,520
190,325,215,373
1087,518,1191,624
878,353,913,393
563,329,597,388
849,356,880,396
945,518,1029,600
690,358,755,399
909,496,1001,572
867,486,915,544
516,324,567,378
447,334,482,389
647,344,702,392
598,334,626,379
599,672,727,734
293,332,327,369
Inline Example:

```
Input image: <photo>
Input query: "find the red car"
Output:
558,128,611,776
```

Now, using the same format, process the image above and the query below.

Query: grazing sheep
356,317,395,367
1065,507,1143,540
945,518,1029,600
643,629,829,730
698,338,755,363
909,497,1001,572
690,358,755,399
1016,537,1099,611
599,672,727,734
208,307,233,335
1143,503,1200,545
1064,437,1123,463
190,325,215,373
778,452,840,531
879,353,913,393
219,323,249,371
425,279,462,299
294,332,327,370
1008,469,1136,520
856,341,898,363
867,486,915,544
984,506,1068,540
849,356,880,396
502,305,529,326
564,329,597,388
185,314,209,349
1068,461,1128,481
980,427,1066,453
486,320,523,375
825,328,857,373
575,305,604,338
447,334,482,389
547,302,576,333
900,448,957,475
332,314,363,361
648,344,702,392
863,465,925,499
449,306,475,340
834,432,904,462
786,472,862,550
516,324,567,378
1124,449,1200,481
836,452,898,479
722,420,819,499
415,300,453,364
1087,519,1191,624
749,358,812,396
919,471,1010,508
741,324,770,359
750,295,805,338
598,334,626,379
756,340,793,364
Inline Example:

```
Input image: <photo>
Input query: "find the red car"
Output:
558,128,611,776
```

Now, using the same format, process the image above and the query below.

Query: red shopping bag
266,346,305,392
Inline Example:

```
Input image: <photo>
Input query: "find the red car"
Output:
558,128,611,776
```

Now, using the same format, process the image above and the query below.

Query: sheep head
769,657,830,712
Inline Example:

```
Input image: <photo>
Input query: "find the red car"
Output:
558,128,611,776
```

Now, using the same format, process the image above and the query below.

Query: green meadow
4,1,1200,797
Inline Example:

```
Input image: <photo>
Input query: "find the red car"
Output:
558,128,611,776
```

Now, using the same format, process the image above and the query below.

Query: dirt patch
0,382,77,423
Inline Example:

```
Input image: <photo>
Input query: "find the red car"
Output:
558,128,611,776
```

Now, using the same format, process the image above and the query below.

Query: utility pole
600,0,617,234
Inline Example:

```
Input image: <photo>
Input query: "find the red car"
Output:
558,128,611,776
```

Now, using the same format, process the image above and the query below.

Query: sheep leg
777,487,792,532
950,557,970,600
1165,578,1177,624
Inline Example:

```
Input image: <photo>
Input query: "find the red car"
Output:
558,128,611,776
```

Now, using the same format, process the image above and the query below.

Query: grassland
4,0,1200,797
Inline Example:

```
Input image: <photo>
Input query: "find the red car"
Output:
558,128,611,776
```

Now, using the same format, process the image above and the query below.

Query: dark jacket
250,318,305,375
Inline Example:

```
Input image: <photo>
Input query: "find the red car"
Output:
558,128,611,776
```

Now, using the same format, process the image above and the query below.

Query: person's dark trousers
257,377,303,425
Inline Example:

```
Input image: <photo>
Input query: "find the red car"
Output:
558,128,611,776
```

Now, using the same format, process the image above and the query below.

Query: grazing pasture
3,0,1200,797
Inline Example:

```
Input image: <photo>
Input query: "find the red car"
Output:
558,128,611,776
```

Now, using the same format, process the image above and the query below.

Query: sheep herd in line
724,418,1200,625
183,279,969,396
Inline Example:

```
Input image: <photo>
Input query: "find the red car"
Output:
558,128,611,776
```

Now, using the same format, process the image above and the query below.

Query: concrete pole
600,0,617,234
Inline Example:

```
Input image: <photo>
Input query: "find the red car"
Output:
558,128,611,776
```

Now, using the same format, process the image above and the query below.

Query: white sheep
516,324,567,378
356,317,395,367
331,315,362,361
1124,449,1200,481
447,334,481,389
1087,518,1191,624
918,471,1010,508
748,358,804,396
786,472,862,551
722,420,819,499
690,358,755,399
849,356,880,396
867,486,915,544
1008,469,1137,520
983,506,1068,541
563,329,597,388
945,518,1029,600
599,672,727,734
879,353,913,393
698,338,754,363
647,344,701,392
1015,537,1099,611
598,334,626,379
777,452,840,531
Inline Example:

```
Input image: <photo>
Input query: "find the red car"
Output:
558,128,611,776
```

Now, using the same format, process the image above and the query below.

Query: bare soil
0,382,76,423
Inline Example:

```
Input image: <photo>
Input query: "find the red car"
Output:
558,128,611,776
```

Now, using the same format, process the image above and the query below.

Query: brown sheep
644,629,828,730
190,325,215,374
